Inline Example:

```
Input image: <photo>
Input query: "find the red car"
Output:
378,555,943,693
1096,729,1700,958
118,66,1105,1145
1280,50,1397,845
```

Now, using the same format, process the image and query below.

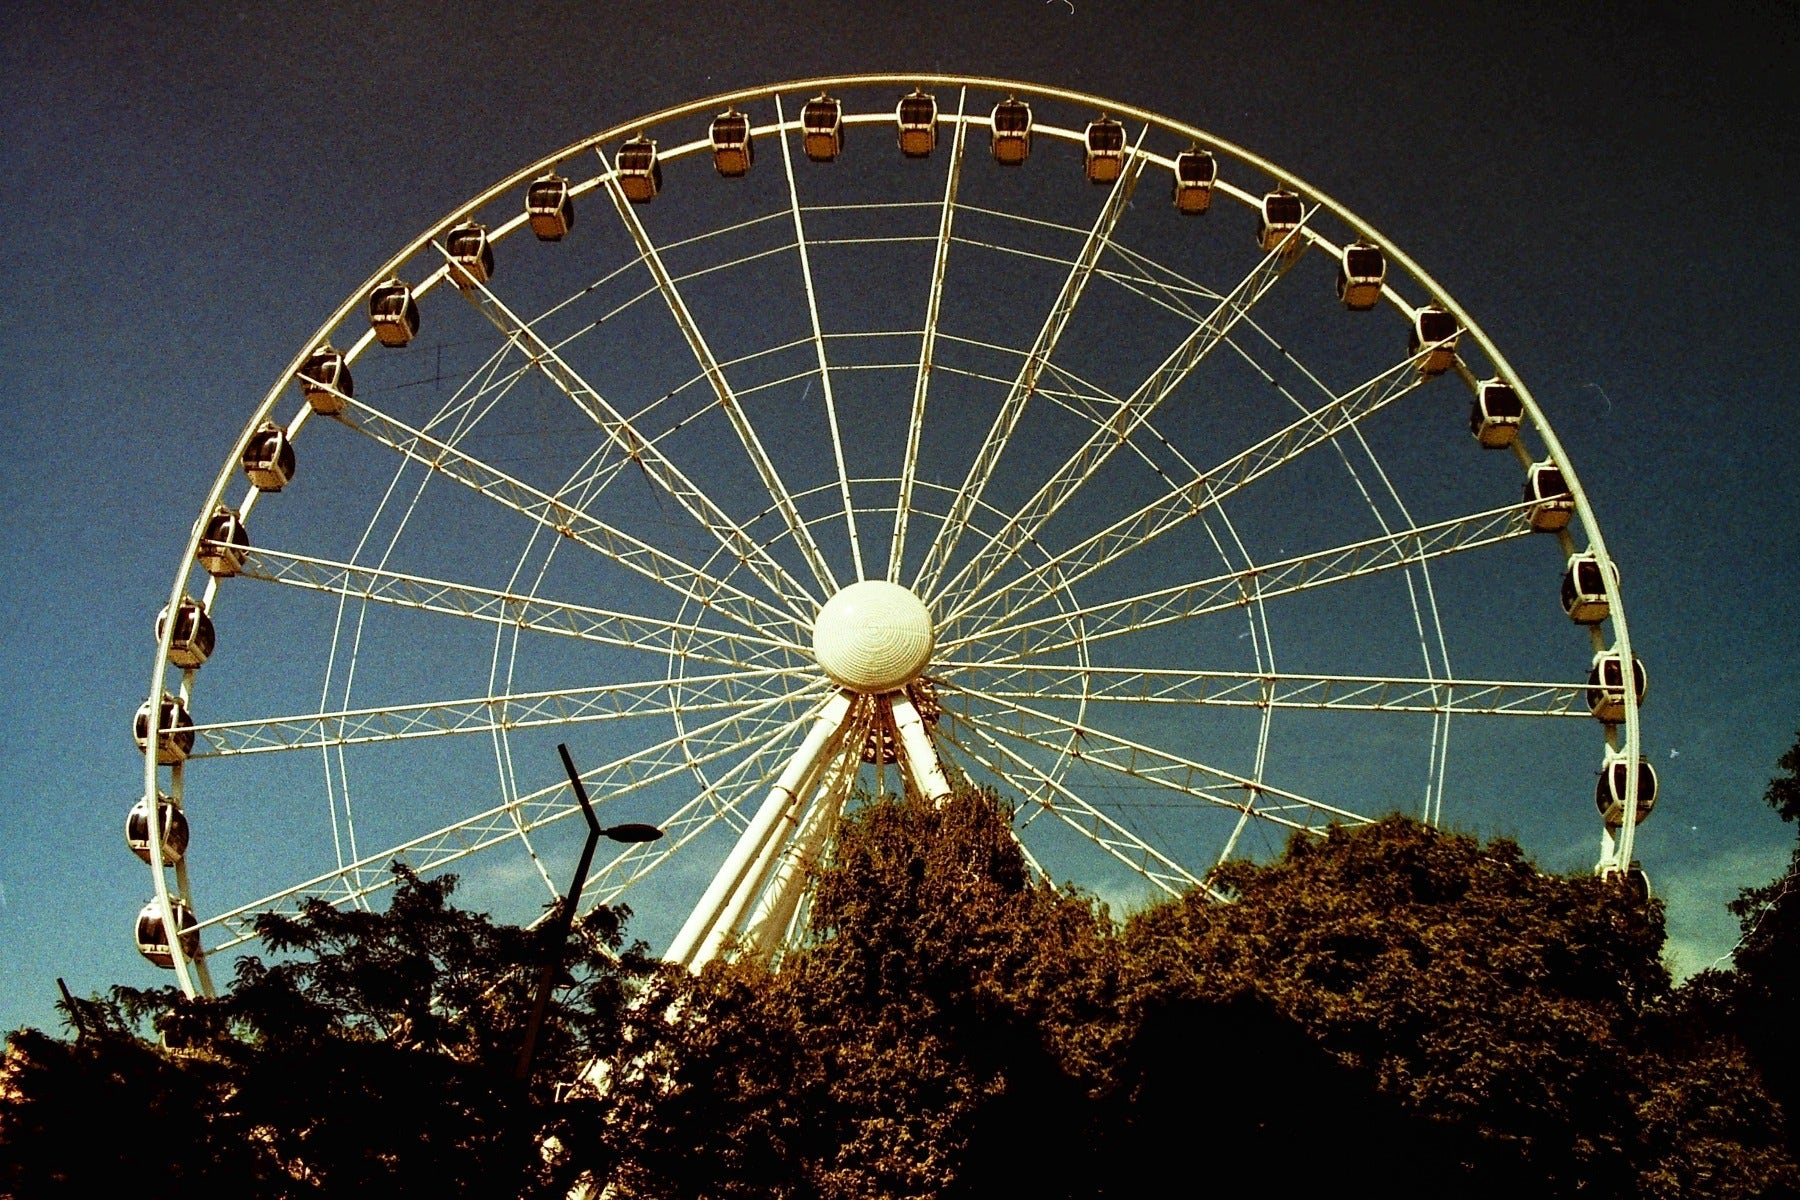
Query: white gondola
1586,649,1648,724
1469,377,1522,448
617,136,661,203
445,221,494,289
241,422,295,492
803,94,843,162
1172,147,1216,214
1523,460,1573,532
710,109,753,177
197,506,249,577
1595,749,1658,828
134,693,195,765
1336,242,1386,311
1257,190,1305,258
526,172,574,241
1408,305,1460,376
1561,552,1616,625
990,97,1031,165
897,89,937,158
368,279,419,348
297,344,353,415
127,794,190,866
1084,116,1125,184
135,895,200,969
157,596,215,670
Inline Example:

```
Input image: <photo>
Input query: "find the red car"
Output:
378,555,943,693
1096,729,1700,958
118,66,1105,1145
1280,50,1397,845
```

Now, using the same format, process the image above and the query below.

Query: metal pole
514,743,605,1085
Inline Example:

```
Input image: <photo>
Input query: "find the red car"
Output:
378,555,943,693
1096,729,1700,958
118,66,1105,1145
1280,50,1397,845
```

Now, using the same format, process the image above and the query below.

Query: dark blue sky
3,1,1796,1034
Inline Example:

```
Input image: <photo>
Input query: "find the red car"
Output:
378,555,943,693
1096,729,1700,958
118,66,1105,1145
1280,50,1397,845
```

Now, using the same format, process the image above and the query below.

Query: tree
1728,730,1800,1094
1626,728,1800,1198
600,792,1796,1199
602,788,1125,1199
1118,816,1671,1195
0,865,655,1199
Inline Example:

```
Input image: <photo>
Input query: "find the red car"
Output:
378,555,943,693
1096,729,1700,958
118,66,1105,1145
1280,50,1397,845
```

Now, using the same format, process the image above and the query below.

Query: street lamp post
514,742,662,1085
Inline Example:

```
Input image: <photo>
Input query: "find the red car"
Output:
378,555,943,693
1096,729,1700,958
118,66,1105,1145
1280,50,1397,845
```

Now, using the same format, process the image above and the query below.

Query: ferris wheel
130,75,1654,995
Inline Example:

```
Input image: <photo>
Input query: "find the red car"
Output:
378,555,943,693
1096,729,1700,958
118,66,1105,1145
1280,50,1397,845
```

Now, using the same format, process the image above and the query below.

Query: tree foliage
603,789,1123,1199
0,865,654,1199
1673,725,1800,1176
598,792,1797,1199
8,778,1799,1198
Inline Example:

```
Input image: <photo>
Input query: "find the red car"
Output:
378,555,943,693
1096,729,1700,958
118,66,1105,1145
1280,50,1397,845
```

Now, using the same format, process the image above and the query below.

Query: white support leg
740,746,858,960
690,736,849,968
891,690,953,806
665,690,854,970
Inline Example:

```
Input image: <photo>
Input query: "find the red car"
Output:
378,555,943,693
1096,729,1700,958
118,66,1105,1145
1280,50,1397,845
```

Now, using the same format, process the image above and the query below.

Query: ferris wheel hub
811,581,936,693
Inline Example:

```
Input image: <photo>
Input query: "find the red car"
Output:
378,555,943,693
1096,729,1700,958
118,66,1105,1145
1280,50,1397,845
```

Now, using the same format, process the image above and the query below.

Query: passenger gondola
1084,116,1125,184
1469,377,1522,448
990,97,1031,165
197,506,249,577
897,89,938,158
1408,305,1460,376
135,895,200,968
711,109,754,176
1560,552,1616,624
445,221,494,289
1172,147,1216,214
803,94,843,162
1523,460,1573,532
157,596,215,670
368,279,419,348
134,693,195,764
617,136,661,203
126,794,190,866
241,422,295,492
526,172,574,240
1257,190,1305,259
1595,750,1658,828
1336,241,1386,311
297,345,353,415
1586,649,1648,724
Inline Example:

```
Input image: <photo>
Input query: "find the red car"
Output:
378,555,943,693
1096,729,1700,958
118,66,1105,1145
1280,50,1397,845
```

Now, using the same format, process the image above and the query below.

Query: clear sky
2,0,1797,1036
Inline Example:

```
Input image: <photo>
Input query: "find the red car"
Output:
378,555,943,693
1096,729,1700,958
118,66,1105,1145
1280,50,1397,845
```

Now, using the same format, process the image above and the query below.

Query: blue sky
2,0,1797,1034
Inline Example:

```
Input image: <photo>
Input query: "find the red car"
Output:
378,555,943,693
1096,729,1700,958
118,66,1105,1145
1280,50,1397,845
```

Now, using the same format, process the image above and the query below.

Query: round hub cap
811,581,935,693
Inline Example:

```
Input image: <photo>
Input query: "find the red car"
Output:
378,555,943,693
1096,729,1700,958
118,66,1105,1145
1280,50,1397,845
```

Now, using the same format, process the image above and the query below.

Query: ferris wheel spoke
931,204,1319,617
444,266,822,621
597,148,839,596
910,125,1150,598
774,92,865,582
185,668,810,758
937,662,1589,718
944,681,1370,832
890,87,968,583
234,545,806,671
330,394,808,640
937,709,1219,900
195,685,823,952
943,350,1430,632
944,500,1535,664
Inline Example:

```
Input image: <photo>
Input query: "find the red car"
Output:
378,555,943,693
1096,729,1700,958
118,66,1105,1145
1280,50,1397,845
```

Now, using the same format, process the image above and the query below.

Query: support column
665,690,854,971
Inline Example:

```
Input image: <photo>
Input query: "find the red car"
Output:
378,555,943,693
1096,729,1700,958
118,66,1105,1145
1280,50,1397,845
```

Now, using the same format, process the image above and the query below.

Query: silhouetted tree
1727,730,1800,1122
1118,816,1671,1195
0,865,655,1199
602,788,1123,1199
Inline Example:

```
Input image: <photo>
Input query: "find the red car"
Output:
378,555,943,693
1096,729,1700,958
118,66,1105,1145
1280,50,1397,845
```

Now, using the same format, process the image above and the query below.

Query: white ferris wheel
131,75,1654,995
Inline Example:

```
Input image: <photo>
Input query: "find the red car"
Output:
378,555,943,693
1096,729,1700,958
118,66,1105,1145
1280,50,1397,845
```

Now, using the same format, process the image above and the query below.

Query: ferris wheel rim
139,74,1644,994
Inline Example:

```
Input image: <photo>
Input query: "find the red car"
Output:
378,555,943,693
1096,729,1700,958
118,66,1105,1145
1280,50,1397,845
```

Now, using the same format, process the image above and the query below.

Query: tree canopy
8,772,1800,1198
1,866,653,1199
